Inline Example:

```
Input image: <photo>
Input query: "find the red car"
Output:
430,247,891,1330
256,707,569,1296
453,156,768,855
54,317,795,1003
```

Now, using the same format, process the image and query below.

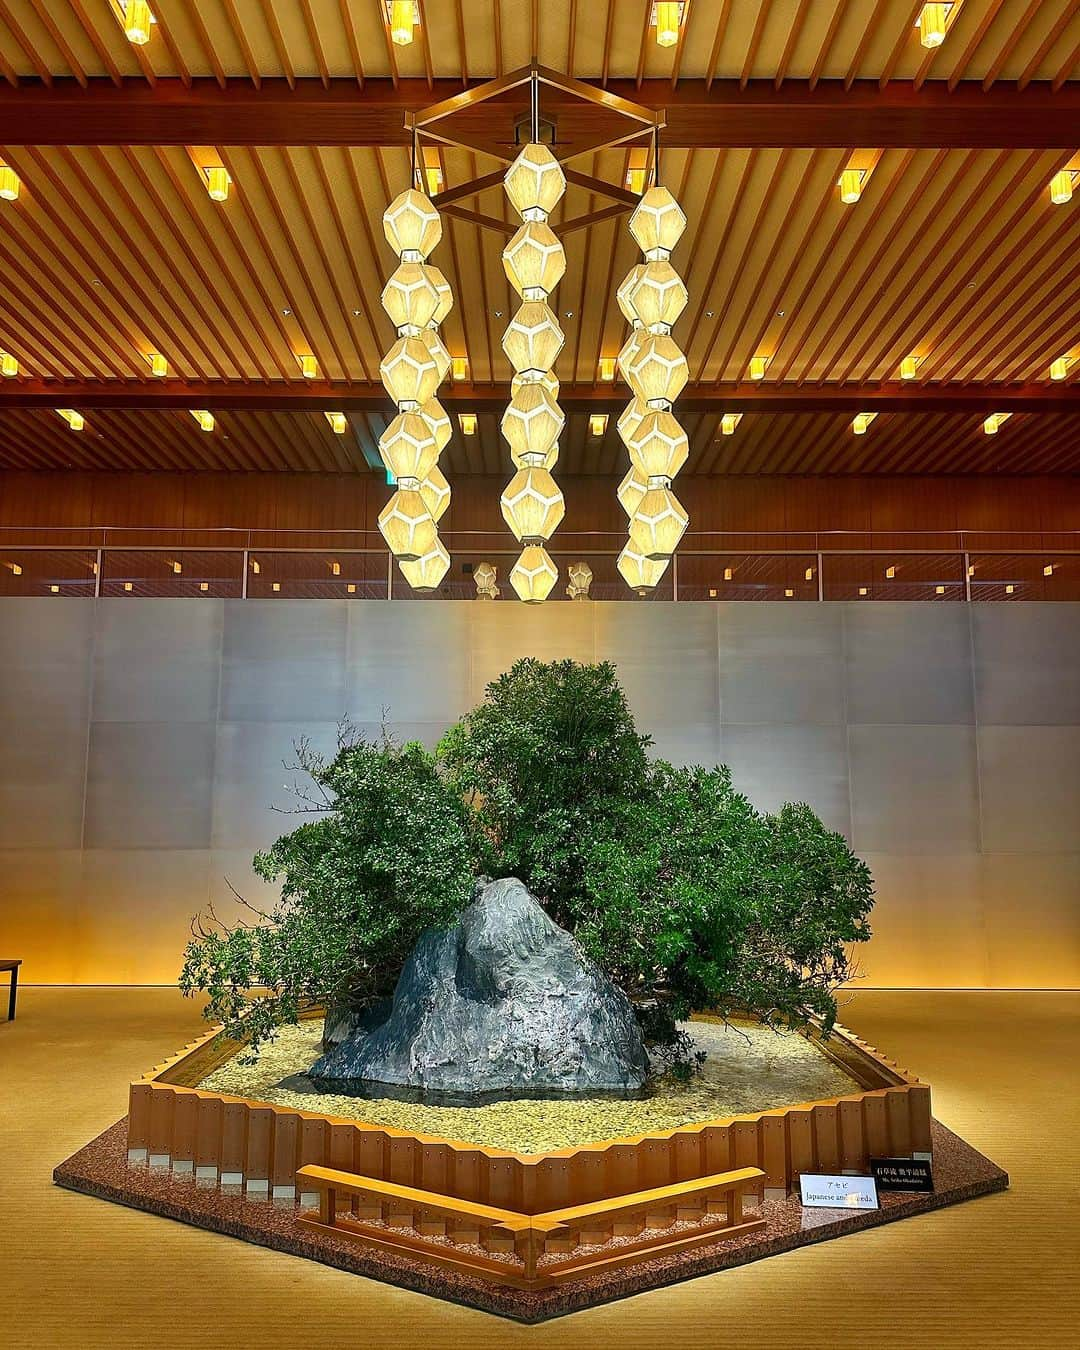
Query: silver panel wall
1,598,1077,988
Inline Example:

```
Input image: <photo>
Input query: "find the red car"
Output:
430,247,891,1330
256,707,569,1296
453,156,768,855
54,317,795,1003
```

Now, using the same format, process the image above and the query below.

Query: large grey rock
309,877,649,1100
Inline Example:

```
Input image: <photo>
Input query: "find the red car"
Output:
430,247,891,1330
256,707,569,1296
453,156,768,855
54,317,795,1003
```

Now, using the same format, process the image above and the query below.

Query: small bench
1,960,21,1021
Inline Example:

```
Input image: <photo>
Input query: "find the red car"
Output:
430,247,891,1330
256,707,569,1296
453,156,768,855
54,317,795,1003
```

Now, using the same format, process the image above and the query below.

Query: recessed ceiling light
705,310,714,318
564,311,573,318
776,309,785,317
91,278,103,287
352,308,362,316
282,307,292,315
494,310,503,318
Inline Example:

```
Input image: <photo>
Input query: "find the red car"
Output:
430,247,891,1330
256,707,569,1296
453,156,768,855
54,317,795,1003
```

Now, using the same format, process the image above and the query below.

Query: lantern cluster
615,186,690,595
377,186,454,592
500,144,568,603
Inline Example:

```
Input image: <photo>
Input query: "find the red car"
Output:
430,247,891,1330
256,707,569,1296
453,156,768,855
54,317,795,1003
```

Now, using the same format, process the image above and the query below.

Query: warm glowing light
421,148,443,197
627,166,646,195
918,3,949,49
567,560,593,599
298,353,318,379
839,169,863,204
250,559,260,574
510,544,558,603
617,466,648,518
200,582,209,592
859,586,868,596
653,2,681,47
380,335,440,408
502,222,566,300
124,582,133,592
419,464,451,522
590,413,609,437
191,409,215,431
629,187,687,261
460,413,477,435
379,410,440,485
785,589,795,598
272,582,281,592
58,409,84,431
383,189,442,261
325,412,347,434
885,565,897,579
1043,563,1055,576
599,356,616,382
1005,584,1015,595
805,567,815,581
389,0,415,46
0,165,20,201
503,144,566,223
0,352,18,378
451,355,468,382
205,166,230,202
378,488,438,561
122,0,154,45
900,355,919,380
50,584,60,593
852,412,877,435
399,539,451,592
935,586,946,595
720,413,741,435
983,412,1010,435
723,567,733,581
171,560,182,574
1049,357,1070,381
147,352,168,378
627,487,689,560
501,301,565,378
617,543,668,595
474,561,498,599
500,467,566,543
1049,170,1074,205
749,355,768,380
330,561,341,576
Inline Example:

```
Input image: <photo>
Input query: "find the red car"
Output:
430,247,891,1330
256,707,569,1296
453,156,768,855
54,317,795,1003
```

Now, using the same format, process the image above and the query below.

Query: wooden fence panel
886,1089,913,1157
839,1098,865,1172
195,1094,223,1183
246,1105,273,1192
812,1104,840,1174
220,1099,248,1183
148,1085,175,1165
171,1089,198,1171
271,1111,299,1198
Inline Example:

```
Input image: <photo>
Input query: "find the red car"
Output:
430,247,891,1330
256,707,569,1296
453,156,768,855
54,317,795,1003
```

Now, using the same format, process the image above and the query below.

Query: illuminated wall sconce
720,413,741,435
1049,357,1071,381
983,412,1010,435
652,2,683,47
917,3,950,49
298,353,318,379
347,583,357,594
598,356,616,382
204,166,230,202
708,588,717,598
325,412,347,434
191,410,215,431
935,585,946,595
451,355,468,382
1043,563,1055,577
723,566,733,581
1005,584,1015,595
58,409,84,431
199,582,209,592
272,582,281,592
968,563,975,577
147,352,168,377
0,351,18,377
805,566,815,581
171,560,182,574
250,559,261,574
885,565,897,579
784,588,794,598
119,1,155,45
459,413,477,435
8,563,22,576
852,412,877,435
123,582,133,592
1049,170,1075,205
0,164,21,201
838,169,865,204
625,148,649,195
900,355,920,380
859,586,869,596
50,584,60,593
421,147,443,196
330,561,341,576
589,413,609,436
748,355,769,380
388,0,417,45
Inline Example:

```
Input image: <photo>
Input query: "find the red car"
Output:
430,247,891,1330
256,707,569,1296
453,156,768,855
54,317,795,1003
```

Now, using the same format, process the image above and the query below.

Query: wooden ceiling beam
0,78,1076,149
1,381,1076,414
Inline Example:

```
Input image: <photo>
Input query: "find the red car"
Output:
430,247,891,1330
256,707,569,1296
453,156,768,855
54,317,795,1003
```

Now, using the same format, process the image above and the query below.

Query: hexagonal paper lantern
473,560,498,599
419,326,451,383
426,265,453,325
379,410,439,486
625,333,689,408
567,560,593,599
504,143,566,222
502,222,566,300
501,382,565,465
510,543,558,603
378,488,439,561
380,262,440,334
419,397,452,453
419,464,451,522
617,397,650,444
617,543,670,594
617,465,648,517
628,186,687,260
627,261,688,333
627,486,689,560
511,368,560,400
500,466,565,542
502,301,564,377
617,328,645,381
624,409,689,482
617,263,647,325
380,335,441,408
383,188,442,260
398,537,450,592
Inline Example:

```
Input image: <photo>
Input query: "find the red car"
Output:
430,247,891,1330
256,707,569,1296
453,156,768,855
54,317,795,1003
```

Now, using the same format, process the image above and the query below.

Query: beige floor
2,988,1077,1349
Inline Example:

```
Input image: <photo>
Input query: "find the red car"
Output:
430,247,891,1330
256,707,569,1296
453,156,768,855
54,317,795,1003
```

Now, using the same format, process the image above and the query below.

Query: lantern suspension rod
531,71,540,144
652,124,661,188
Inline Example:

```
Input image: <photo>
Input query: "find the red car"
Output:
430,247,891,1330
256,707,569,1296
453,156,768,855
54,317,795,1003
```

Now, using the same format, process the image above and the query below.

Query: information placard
870,1157,934,1193
798,1173,879,1210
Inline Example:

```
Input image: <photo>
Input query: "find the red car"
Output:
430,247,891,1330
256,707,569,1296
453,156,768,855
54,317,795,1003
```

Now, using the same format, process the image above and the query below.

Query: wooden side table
0,960,20,1021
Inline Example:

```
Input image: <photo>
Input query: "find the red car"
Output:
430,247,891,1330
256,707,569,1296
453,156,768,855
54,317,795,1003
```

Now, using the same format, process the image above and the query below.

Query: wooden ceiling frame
405,63,663,237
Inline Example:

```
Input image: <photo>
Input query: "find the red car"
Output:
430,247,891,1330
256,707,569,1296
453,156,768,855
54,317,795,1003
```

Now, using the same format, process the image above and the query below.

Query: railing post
386,551,393,600
671,548,678,601
241,549,249,599
963,551,972,603
94,547,103,598
816,551,824,602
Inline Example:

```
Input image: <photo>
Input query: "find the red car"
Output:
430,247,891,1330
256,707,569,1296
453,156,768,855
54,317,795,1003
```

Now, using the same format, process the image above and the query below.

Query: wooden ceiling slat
148,5,191,88
877,1,927,90
843,0,893,91
1016,1,1080,90
177,0,226,90
1052,37,1080,91
775,0,813,90
981,0,1044,90
944,0,1011,92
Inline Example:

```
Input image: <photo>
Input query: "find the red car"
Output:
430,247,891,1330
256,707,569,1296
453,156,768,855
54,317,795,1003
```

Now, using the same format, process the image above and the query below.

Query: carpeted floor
2,988,1077,1349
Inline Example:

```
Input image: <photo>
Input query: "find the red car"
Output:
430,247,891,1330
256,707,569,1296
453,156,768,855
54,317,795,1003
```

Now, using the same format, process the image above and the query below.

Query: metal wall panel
0,598,1076,988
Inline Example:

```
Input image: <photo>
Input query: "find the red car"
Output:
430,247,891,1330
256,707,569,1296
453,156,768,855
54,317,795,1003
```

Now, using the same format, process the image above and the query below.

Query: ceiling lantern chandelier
501,79,567,604
378,153,453,586
616,143,690,583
